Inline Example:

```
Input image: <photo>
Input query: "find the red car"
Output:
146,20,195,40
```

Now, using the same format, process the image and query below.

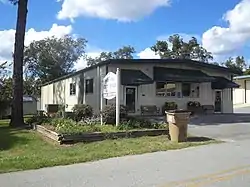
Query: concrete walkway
1,140,250,187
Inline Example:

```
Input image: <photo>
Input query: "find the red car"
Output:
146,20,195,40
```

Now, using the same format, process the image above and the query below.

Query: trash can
166,110,191,142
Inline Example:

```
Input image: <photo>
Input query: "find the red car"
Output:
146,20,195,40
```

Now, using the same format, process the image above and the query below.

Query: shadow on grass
0,124,31,151
187,136,214,142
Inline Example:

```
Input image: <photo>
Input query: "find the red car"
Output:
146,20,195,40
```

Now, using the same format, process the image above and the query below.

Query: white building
233,75,250,104
41,59,239,115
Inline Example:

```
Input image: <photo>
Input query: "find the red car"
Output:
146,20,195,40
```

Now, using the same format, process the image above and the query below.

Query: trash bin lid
166,109,191,114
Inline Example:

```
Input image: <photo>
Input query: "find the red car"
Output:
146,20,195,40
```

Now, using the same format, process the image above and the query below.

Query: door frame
124,86,138,113
214,89,223,113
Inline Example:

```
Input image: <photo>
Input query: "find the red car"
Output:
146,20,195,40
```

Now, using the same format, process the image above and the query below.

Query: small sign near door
102,72,117,100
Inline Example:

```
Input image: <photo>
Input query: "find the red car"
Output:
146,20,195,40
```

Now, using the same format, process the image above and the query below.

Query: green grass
0,120,219,173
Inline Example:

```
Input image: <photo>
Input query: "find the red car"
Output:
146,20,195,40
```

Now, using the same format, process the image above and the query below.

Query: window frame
69,83,76,96
85,78,94,94
155,82,177,97
181,83,191,97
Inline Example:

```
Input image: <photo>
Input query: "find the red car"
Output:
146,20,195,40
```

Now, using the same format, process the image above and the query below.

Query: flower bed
28,113,168,144
34,124,169,144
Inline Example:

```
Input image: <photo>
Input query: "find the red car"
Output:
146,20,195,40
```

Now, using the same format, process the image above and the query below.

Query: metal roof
41,59,241,87
234,75,250,80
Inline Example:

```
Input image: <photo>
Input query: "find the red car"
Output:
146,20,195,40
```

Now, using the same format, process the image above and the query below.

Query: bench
202,105,214,114
140,105,160,116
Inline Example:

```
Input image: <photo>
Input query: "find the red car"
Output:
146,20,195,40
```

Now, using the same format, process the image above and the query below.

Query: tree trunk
10,0,29,127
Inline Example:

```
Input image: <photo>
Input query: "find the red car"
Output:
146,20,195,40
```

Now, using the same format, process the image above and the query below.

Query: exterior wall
246,81,250,103
222,89,233,113
233,79,245,104
83,68,100,114
41,85,48,110
41,67,102,114
41,62,234,114
108,63,233,114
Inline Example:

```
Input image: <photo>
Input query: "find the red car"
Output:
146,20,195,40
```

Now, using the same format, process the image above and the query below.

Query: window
182,83,191,97
156,82,176,97
181,83,200,98
86,79,94,94
70,83,76,95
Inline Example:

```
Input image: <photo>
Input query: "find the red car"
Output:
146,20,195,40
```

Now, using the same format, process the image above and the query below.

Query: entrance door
125,87,136,113
214,90,222,112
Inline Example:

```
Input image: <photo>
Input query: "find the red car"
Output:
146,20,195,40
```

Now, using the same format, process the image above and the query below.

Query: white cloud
57,0,170,22
137,48,160,59
202,0,250,55
0,24,72,62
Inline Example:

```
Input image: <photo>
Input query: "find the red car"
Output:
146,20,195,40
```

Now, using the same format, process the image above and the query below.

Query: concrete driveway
189,105,250,141
234,104,250,113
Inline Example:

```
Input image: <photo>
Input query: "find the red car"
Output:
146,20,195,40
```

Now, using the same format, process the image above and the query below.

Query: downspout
245,80,247,103
105,65,108,105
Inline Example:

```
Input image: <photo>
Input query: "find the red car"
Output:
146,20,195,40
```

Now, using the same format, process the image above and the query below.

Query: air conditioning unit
45,104,60,113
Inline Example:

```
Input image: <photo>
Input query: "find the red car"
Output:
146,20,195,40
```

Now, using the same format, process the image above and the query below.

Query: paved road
188,105,250,141
234,105,250,113
1,139,250,187
188,114,250,141
1,106,250,187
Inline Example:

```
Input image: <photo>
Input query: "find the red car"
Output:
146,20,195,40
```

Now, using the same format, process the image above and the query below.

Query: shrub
81,117,101,126
50,118,101,134
101,104,127,125
161,102,178,114
187,101,201,107
118,117,165,130
25,114,51,125
72,104,93,121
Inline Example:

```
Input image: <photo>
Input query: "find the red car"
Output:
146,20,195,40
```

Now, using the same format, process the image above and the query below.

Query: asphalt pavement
1,139,250,187
1,105,250,187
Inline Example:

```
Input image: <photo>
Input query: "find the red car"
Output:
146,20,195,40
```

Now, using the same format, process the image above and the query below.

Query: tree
10,0,29,127
223,56,246,73
0,78,12,118
113,45,135,59
24,35,87,84
151,34,213,62
86,45,136,67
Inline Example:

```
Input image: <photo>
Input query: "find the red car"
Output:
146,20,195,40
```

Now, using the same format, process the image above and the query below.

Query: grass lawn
0,119,219,173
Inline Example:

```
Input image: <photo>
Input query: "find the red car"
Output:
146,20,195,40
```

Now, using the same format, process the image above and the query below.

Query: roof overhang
121,69,153,86
212,76,240,89
153,67,215,83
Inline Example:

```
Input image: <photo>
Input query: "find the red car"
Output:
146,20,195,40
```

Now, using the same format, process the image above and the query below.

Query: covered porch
120,67,239,115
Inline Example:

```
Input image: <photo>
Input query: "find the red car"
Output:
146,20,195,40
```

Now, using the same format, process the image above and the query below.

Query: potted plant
187,101,202,115
162,102,178,115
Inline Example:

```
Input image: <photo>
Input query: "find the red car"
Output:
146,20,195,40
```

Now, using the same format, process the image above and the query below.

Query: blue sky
0,0,249,69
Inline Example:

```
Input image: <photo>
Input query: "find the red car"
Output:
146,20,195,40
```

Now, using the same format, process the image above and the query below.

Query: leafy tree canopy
86,45,135,67
222,56,246,74
24,35,87,84
151,34,213,62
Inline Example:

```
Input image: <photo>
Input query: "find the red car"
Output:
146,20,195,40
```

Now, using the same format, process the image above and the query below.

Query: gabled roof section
234,75,250,80
41,59,241,87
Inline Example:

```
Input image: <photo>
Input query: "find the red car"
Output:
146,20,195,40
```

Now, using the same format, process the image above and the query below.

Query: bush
118,117,166,130
161,102,178,114
187,101,201,107
101,104,127,125
72,104,93,121
50,118,104,134
25,114,51,125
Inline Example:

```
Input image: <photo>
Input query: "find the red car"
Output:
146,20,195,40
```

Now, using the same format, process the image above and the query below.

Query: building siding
41,62,234,114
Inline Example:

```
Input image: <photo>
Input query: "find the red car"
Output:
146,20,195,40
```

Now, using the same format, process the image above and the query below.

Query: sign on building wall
102,72,117,100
